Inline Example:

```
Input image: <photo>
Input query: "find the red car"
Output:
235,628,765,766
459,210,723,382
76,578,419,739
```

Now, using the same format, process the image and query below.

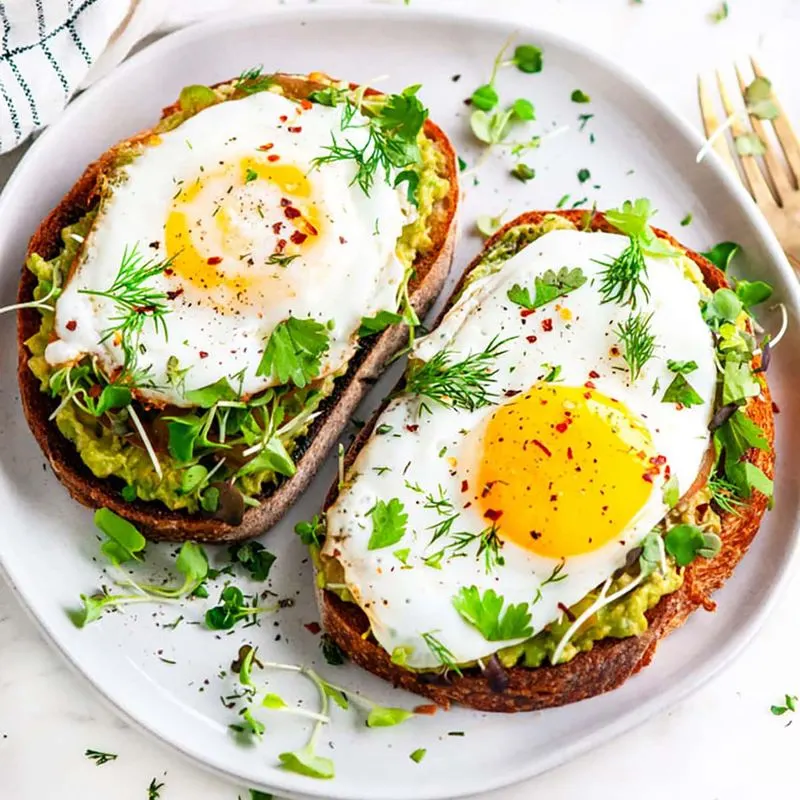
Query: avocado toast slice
315,207,774,712
16,72,459,543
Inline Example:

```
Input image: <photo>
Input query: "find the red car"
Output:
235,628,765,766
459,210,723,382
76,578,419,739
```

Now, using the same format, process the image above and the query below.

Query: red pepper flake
532,439,552,457
88,384,102,398
303,622,321,635
166,288,184,300
414,704,438,716
287,126,302,133
504,389,521,397
65,320,77,331
280,198,292,207
339,235,347,244
696,503,709,517
484,508,503,522
610,345,620,356
199,351,209,359
276,238,287,252
588,370,600,379
542,318,553,332
300,99,313,110
567,447,573,460
284,206,301,220
665,465,672,479
772,401,781,413
406,424,419,433
549,494,557,502
520,308,535,318
584,380,596,390
642,473,654,483
306,223,319,236
461,480,469,492
272,221,283,234
279,114,288,122
163,268,174,276
555,421,568,433
290,230,308,245
558,602,577,622
207,256,222,265
649,454,667,466
267,154,280,162
257,142,274,151
583,392,592,399
463,501,472,509
526,335,538,343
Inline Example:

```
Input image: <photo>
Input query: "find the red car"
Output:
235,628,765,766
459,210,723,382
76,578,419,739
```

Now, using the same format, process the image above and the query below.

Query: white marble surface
2,0,800,797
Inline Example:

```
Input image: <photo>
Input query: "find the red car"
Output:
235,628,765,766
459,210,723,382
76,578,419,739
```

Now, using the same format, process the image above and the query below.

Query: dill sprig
235,65,274,95
405,336,510,412
594,236,651,308
421,631,462,676
425,524,505,573
708,475,745,516
80,243,173,378
615,311,656,381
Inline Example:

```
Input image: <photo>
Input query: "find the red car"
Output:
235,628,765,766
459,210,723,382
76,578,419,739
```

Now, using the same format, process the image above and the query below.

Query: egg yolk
473,384,663,559
164,157,321,299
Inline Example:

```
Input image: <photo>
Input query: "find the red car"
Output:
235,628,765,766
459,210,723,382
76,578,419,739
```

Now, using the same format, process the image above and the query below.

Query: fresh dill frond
405,336,510,412
425,524,505,573
79,243,173,379
594,236,650,308
421,631,462,676
615,311,656,381
423,484,454,515
235,65,274,95
708,475,745,516
426,513,460,545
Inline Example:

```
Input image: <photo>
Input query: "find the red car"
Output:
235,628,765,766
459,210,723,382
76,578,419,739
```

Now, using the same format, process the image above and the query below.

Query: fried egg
45,89,409,406
324,228,717,669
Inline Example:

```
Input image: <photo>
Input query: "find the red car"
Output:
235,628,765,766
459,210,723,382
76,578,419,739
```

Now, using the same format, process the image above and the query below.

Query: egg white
324,229,717,669
45,90,409,406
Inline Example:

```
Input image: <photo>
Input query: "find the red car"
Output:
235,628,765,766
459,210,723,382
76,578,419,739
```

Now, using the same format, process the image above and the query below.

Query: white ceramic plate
1,6,799,800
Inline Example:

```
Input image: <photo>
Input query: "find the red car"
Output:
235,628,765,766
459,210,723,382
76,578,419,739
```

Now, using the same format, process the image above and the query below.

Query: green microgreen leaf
95,508,146,567
410,748,427,763
735,279,773,308
664,523,721,566
661,374,703,407
184,377,238,408
701,241,739,271
359,310,403,337
512,44,543,73
278,747,335,780
511,98,535,121
295,514,325,548
365,706,415,728
511,162,535,182
228,541,277,581
571,89,591,103
394,169,420,206
471,83,499,111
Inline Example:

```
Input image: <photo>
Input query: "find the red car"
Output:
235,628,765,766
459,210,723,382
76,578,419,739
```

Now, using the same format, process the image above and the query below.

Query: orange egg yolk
164,158,321,299
473,384,663,559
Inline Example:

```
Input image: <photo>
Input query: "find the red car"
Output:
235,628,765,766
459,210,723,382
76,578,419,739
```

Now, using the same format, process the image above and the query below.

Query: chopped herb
709,2,729,23
771,694,798,716
205,586,276,630
245,168,258,183
320,633,347,666
577,168,591,183
421,631,462,675
556,193,570,208
85,749,117,766
458,155,468,171
359,310,403,337
571,89,591,103
410,748,427,763
578,113,594,131
511,162,535,182
148,779,164,800
228,541,276,581
664,523,721,565
680,213,693,226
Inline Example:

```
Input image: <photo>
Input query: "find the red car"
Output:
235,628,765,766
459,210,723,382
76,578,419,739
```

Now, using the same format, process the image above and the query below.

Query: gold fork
698,56,800,271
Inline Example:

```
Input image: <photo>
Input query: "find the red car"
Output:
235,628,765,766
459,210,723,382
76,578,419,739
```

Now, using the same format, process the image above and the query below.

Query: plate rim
1,4,800,799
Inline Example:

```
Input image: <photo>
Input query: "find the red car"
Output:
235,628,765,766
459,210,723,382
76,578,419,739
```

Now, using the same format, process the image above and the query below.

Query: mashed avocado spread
25,77,450,515
321,215,722,670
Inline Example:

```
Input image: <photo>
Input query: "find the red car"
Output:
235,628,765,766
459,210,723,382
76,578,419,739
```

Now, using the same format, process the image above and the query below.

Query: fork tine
751,55,800,184
697,73,739,173
734,62,793,204
716,68,776,208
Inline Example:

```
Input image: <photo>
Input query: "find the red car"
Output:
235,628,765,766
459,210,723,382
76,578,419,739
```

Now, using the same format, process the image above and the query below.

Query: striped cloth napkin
0,0,165,153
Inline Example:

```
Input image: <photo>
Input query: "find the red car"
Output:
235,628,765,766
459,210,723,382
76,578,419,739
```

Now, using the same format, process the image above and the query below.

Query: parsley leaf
452,586,533,641
661,359,703,406
256,317,330,388
512,44,543,73
506,267,586,310
722,359,761,405
367,498,408,550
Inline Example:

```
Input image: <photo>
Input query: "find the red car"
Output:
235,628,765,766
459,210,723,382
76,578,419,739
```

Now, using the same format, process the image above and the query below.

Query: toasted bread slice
318,209,774,713
16,73,459,543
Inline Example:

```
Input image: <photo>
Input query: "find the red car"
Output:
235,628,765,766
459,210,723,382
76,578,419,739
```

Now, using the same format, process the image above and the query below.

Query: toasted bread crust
16,73,459,543
319,209,775,712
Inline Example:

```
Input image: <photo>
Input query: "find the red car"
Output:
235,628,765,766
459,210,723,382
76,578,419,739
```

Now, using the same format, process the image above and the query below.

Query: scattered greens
511,162,535,182
506,267,587,310
228,542,276,582
148,779,164,800
70,510,208,627
577,168,591,183
410,748,427,763
771,694,798,716
571,89,591,103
